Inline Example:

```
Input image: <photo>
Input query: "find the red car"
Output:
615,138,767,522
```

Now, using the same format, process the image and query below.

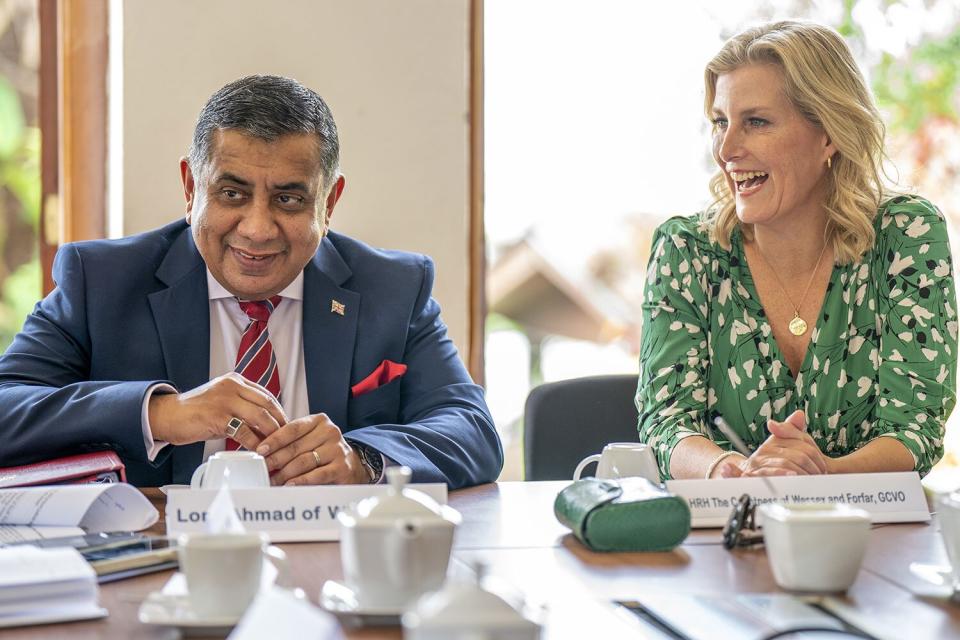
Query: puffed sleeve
870,197,957,475
636,217,713,480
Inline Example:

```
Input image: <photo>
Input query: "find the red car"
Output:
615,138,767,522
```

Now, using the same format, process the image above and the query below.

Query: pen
713,416,780,496
713,416,752,457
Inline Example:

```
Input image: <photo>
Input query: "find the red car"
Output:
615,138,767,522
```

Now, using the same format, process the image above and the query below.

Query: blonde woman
636,20,957,480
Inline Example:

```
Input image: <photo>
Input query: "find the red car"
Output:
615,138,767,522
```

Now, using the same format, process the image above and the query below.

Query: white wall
116,0,472,353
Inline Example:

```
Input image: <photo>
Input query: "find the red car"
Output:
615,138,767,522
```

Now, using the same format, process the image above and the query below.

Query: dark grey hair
187,75,340,188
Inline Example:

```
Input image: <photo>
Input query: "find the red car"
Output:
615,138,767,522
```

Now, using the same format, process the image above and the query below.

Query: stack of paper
0,546,107,628
0,483,159,544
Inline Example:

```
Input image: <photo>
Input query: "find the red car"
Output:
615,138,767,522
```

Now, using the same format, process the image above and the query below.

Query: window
485,0,960,481
0,0,41,352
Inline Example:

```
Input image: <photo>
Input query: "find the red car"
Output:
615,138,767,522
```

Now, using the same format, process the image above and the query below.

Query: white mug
190,450,269,490
178,532,288,618
573,442,659,482
936,492,960,586
759,503,871,592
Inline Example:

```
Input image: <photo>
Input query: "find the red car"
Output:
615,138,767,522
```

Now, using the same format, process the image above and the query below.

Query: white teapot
337,466,461,611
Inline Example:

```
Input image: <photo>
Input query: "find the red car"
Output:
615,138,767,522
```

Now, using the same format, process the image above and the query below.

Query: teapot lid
353,466,450,522
402,563,541,634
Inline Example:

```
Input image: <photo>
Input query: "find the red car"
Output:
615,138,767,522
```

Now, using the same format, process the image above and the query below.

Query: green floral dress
636,196,958,479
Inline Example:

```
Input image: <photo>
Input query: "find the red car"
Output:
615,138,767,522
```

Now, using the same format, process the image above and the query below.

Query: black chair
523,374,640,481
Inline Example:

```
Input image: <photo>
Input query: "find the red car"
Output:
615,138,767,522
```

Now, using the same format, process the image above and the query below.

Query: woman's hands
717,410,830,478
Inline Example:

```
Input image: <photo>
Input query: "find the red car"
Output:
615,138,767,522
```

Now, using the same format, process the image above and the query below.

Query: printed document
0,484,158,544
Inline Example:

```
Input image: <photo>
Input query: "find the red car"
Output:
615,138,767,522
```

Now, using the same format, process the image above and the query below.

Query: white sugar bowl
403,563,543,640
337,466,461,611
759,502,871,592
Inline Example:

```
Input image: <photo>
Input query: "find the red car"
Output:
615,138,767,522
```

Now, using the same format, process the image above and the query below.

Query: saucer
138,568,287,634
138,591,239,634
320,579,403,625
908,563,960,600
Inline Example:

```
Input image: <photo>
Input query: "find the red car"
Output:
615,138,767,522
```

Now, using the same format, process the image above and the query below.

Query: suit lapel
147,227,209,478
303,235,359,427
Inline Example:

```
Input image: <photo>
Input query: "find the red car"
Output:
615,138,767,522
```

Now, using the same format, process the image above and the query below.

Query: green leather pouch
553,477,691,552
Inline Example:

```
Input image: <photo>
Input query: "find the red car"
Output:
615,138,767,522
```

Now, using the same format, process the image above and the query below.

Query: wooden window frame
38,0,108,295
468,0,485,384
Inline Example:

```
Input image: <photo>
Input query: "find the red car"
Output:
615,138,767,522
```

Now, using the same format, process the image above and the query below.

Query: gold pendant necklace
788,314,808,336
753,236,829,337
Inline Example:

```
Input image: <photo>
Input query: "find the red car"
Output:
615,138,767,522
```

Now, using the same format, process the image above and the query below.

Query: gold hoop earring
827,156,832,170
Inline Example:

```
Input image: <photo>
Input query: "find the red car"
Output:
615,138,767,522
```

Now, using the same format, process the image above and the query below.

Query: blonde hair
703,20,889,264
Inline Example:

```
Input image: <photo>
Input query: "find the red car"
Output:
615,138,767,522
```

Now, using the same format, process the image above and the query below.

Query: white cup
759,503,871,592
190,451,269,490
573,442,659,482
178,532,287,619
936,492,960,585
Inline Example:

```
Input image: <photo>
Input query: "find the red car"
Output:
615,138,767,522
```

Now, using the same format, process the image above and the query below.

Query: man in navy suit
0,75,502,488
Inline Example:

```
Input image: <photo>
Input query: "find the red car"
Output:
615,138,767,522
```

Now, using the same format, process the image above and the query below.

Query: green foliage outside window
873,25,960,133
0,74,40,353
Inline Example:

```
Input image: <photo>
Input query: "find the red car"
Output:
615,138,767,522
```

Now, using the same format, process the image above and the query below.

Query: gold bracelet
705,451,746,479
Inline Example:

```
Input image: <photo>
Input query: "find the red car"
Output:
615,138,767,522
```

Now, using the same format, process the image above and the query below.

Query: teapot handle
264,545,290,588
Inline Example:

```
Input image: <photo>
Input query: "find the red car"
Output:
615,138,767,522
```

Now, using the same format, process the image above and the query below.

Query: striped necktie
226,295,282,449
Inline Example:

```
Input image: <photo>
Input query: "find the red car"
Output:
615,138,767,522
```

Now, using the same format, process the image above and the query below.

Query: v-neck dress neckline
730,225,841,389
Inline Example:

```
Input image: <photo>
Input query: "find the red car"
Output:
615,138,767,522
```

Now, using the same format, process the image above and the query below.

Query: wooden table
7,482,960,639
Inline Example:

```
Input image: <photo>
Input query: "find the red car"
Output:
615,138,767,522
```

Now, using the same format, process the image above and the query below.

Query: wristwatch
348,441,383,483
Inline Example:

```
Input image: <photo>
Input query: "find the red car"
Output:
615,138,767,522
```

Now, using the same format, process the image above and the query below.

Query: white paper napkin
229,586,343,640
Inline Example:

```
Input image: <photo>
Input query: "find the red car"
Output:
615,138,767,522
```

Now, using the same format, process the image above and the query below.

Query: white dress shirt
141,270,309,460
202,271,310,458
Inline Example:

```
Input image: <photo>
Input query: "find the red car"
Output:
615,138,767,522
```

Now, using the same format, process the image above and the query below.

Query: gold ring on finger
312,450,322,468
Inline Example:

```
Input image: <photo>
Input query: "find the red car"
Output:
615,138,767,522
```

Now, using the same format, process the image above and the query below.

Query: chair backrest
523,374,640,481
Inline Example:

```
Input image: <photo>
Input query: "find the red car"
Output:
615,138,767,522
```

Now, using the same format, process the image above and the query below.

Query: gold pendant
788,314,807,336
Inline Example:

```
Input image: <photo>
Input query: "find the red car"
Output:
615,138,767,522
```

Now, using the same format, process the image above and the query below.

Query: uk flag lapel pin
331,299,346,316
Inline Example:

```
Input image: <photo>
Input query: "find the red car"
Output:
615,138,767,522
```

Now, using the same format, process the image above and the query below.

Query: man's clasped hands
147,372,370,485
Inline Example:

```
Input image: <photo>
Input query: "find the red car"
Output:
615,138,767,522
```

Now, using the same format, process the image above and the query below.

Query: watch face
363,448,383,480
351,442,381,482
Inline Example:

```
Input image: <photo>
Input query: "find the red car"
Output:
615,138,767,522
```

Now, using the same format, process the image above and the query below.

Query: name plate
165,484,448,542
665,472,929,528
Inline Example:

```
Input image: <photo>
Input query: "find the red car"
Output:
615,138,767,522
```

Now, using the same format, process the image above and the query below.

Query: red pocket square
351,359,407,397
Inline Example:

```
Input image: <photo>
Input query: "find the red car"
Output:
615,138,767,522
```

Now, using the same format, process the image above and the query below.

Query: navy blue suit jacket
0,220,502,487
